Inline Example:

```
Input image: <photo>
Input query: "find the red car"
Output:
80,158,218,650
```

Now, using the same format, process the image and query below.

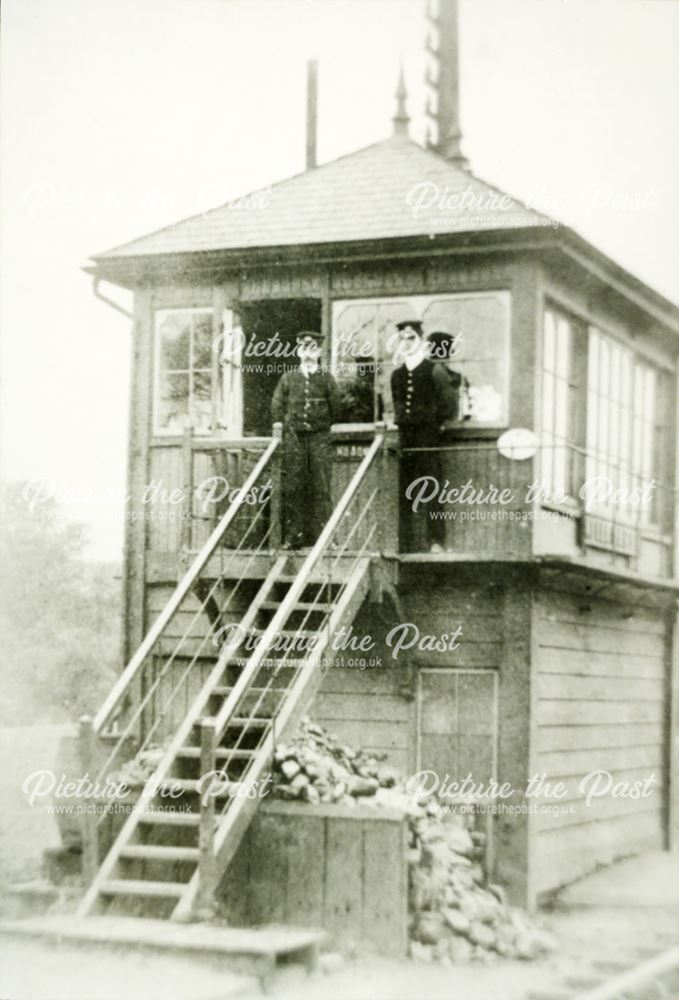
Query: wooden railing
399,437,676,574
79,433,282,843
184,433,385,918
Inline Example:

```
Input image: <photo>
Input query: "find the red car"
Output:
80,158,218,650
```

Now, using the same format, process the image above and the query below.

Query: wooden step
210,685,288,699
119,845,200,863
100,879,186,898
176,746,254,760
138,810,200,827
157,777,258,796
230,716,271,727
249,628,315,640
261,600,331,612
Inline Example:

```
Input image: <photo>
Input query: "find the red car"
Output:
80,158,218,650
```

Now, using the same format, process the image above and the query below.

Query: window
541,308,580,500
331,291,510,426
155,309,214,435
586,329,667,529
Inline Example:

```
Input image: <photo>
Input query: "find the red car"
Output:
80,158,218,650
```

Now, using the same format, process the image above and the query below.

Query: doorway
417,669,498,784
240,299,323,436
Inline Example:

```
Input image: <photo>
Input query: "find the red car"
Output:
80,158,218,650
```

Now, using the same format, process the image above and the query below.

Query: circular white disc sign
497,428,539,461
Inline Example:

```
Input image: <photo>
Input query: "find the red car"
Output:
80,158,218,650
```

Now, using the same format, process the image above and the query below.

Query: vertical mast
425,0,469,168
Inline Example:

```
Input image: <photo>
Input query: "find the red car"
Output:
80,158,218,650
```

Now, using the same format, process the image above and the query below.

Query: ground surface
1,728,678,1000
0,724,73,886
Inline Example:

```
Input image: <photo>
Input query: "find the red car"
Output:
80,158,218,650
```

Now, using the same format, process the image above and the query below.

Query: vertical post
496,573,538,909
195,718,217,919
270,422,283,551
180,425,194,564
382,424,401,556
306,60,318,170
666,608,679,852
375,423,387,554
79,715,98,885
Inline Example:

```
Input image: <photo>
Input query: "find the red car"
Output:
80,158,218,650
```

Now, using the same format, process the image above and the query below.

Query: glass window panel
157,372,190,433
556,319,570,379
158,312,191,370
554,445,567,496
191,370,212,434
193,313,214,369
544,311,556,373
332,292,509,427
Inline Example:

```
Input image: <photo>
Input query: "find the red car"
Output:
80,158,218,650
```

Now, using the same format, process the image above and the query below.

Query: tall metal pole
306,59,318,170
425,0,469,167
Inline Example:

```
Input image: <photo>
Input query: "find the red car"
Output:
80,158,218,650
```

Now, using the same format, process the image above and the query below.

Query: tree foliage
0,482,121,723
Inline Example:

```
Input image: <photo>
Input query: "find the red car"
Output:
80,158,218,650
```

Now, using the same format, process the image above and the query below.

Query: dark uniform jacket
271,368,341,432
391,358,457,428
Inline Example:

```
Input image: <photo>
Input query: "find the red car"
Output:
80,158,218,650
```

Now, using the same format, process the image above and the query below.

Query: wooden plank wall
314,603,414,775
533,588,667,895
313,580,503,780
218,801,409,956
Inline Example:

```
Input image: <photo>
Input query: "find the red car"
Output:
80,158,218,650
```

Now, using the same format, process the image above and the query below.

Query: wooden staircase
76,433,384,923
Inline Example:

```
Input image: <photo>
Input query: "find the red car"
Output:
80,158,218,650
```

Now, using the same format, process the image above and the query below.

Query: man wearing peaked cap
390,319,456,553
272,330,341,549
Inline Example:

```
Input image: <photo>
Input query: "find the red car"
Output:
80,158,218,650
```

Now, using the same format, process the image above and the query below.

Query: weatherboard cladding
95,134,549,260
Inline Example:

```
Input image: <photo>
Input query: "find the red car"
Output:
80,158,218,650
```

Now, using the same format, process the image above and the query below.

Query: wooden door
417,669,498,785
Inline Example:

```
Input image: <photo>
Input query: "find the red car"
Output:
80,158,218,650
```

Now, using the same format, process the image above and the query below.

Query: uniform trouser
281,427,333,546
399,425,446,550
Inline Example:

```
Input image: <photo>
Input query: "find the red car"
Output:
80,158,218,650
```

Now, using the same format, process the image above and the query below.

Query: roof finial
392,60,410,137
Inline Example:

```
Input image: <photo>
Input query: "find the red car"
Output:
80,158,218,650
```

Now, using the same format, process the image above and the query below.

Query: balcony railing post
382,424,401,556
195,718,217,919
78,715,98,885
269,422,283,551
179,426,194,570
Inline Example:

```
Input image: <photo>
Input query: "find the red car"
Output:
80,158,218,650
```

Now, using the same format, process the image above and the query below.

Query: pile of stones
272,717,556,963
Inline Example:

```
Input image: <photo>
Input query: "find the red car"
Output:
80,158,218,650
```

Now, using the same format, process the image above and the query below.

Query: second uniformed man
271,331,341,549
390,319,456,553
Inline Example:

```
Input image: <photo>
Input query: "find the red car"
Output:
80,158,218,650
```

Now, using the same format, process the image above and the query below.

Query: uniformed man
390,319,456,553
427,330,472,425
271,331,341,549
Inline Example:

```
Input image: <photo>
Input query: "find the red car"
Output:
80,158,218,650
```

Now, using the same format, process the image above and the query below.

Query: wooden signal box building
80,34,679,923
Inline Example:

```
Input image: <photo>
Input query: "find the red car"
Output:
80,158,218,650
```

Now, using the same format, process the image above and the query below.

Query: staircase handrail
213,432,384,742
93,434,280,735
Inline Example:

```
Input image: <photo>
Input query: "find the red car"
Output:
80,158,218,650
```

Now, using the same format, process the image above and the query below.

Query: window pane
158,312,191,370
332,293,509,427
556,318,570,379
192,369,212,433
544,311,556,373
157,372,190,433
193,313,214,369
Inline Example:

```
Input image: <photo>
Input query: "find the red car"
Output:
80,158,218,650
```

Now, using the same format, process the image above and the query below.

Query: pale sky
1,0,678,560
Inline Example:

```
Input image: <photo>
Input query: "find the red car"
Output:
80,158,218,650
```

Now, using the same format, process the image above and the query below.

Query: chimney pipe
306,60,318,170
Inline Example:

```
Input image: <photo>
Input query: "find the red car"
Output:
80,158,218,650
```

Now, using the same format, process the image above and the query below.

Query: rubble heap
272,718,555,963
408,811,555,963
272,718,402,806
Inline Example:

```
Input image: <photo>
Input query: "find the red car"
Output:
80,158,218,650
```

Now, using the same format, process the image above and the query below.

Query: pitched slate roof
95,133,551,260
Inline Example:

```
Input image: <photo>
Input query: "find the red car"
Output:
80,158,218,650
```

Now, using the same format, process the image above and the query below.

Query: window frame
540,305,586,505
153,306,218,439
586,326,671,535
330,289,512,429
